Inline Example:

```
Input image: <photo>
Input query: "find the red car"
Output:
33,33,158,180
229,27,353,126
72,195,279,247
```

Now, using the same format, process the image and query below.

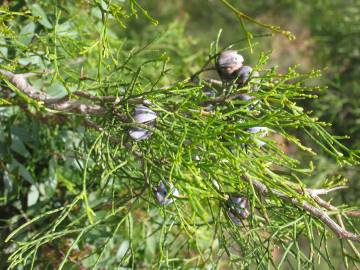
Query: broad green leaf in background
46,81,69,99
9,159,35,184
27,185,40,207
3,171,13,193
43,159,58,197
11,126,34,144
116,240,129,261
30,3,52,29
18,53,46,67
56,21,77,37
10,134,31,158
18,21,36,45
0,37,8,62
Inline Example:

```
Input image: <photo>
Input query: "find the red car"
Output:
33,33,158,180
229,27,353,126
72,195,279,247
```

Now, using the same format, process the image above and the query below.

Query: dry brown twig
243,175,360,243
0,69,150,115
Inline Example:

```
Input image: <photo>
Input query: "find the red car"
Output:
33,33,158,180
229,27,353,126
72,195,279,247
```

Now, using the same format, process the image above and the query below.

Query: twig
0,69,60,104
202,78,223,86
0,69,150,115
306,186,348,196
301,186,360,218
243,175,360,243
73,91,150,105
74,91,120,102
48,100,107,114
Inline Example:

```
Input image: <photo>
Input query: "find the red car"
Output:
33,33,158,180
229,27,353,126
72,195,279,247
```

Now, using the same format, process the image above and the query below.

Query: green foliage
0,0,359,269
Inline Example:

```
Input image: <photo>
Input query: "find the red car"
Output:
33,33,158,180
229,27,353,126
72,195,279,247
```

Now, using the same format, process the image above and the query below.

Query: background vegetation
0,0,359,269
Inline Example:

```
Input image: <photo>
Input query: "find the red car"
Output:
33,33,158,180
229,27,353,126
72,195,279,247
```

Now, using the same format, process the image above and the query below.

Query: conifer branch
3,68,359,243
